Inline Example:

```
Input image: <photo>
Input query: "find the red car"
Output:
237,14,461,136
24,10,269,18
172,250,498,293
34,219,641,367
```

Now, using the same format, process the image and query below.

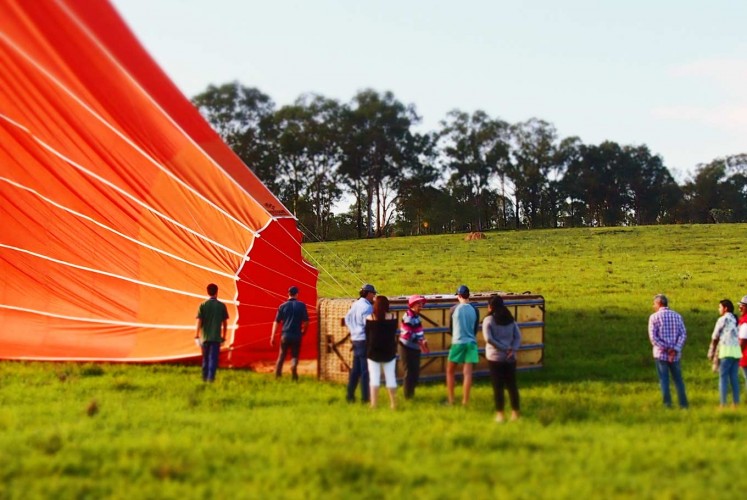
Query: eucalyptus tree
723,154,747,222
271,94,344,239
192,82,278,190
563,141,628,226
683,154,747,223
545,136,582,228
507,118,560,228
622,145,681,225
338,89,421,237
395,132,440,235
438,110,510,231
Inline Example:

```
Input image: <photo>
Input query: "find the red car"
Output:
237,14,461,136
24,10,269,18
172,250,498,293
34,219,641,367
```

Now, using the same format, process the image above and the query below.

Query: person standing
195,283,229,383
737,295,747,389
344,284,376,403
707,299,740,407
365,295,399,409
270,286,309,381
648,294,689,408
446,285,479,406
482,295,522,422
399,294,430,399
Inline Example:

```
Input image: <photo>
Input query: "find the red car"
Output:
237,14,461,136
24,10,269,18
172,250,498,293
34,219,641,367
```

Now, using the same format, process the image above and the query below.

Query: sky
111,0,746,182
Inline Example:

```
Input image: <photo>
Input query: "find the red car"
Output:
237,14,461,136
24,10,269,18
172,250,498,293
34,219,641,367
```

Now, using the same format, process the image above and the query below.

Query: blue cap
288,286,299,296
456,285,470,296
361,284,377,294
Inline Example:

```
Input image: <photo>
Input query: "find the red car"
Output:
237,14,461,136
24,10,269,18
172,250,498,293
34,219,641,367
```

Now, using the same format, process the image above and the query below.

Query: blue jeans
346,341,369,402
719,357,740,405
201,341,221,382
654,359,688,408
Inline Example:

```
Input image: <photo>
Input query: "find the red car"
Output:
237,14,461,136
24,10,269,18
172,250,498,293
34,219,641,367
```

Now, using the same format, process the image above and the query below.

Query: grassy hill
1,224,745,498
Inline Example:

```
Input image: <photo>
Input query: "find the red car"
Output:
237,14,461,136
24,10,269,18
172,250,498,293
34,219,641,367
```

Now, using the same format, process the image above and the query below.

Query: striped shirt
400,309,425,350
648,307,687,361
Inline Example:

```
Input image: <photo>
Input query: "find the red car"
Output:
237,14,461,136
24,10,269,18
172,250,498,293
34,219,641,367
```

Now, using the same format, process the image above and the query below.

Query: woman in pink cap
399,294,430,399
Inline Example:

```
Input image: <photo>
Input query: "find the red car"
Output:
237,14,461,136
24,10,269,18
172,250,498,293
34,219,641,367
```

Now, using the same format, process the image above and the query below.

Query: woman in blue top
482,295,521,422
707,299,741,407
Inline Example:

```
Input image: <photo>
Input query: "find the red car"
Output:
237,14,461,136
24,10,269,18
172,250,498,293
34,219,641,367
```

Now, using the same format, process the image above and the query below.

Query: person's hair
720,299,735,313
373,295,390,321
489,295,514,326
654,294,668,307
207,283,218,296
359,289,371,299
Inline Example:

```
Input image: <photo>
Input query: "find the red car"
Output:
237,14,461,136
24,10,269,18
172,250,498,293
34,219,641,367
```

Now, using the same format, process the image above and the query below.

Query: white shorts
367,358,397,389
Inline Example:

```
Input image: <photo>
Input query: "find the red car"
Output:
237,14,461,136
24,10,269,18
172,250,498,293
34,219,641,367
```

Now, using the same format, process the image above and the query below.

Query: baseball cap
408,294,426,307
456,285,470,296
288,286,299,296
739,295,747,306
361,284,377,294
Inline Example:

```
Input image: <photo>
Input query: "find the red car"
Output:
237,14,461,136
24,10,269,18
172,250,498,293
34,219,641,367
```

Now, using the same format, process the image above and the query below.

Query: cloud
651,58,747,137
669,58,747,97
652,104,747,130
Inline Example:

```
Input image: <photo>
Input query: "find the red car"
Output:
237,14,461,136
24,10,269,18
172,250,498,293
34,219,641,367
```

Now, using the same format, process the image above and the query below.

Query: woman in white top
707,299,741,407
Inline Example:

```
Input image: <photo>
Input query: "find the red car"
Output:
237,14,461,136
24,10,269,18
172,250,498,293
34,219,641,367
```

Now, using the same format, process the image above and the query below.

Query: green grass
2,224,747,498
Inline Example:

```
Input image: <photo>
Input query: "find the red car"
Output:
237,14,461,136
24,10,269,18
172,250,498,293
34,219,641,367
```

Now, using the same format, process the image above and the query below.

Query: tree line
192,82,747,241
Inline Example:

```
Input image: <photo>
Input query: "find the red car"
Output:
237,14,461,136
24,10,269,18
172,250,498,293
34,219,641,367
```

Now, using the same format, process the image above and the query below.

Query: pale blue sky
112,0,746,181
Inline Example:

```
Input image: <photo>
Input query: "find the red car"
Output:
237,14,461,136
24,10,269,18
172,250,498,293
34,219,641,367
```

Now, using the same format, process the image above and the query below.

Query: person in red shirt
737,295,747,387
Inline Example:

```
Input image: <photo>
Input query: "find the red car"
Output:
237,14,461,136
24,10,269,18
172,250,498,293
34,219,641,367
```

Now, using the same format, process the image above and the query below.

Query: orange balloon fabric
0,0,318,366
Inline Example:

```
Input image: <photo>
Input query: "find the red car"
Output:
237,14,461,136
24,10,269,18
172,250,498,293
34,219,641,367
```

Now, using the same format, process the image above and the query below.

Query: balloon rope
277,219,364,296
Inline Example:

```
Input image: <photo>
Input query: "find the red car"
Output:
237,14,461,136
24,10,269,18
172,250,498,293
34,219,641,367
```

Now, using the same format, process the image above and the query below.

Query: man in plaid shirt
648,294,689,408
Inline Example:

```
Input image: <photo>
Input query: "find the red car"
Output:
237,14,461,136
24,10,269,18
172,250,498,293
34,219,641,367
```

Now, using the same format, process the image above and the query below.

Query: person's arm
707,337,719,360
418,337,430,354
300,303,310,336
509,323,522,359
221,319,227,343
344,303,353,328
448,305,456,336
668,319,686,362
482,317,499,348
401,313,415,341
739,323,747,349
648,315,664,349
270,321,279,346
708,317,723,359
344,302,359,330
674,320,687,353
415,321,430,353
195,319,202,342
473,305,480,334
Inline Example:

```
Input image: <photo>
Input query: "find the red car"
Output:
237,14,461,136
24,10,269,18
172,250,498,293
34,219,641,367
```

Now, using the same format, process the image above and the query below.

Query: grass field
2,224,746,499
